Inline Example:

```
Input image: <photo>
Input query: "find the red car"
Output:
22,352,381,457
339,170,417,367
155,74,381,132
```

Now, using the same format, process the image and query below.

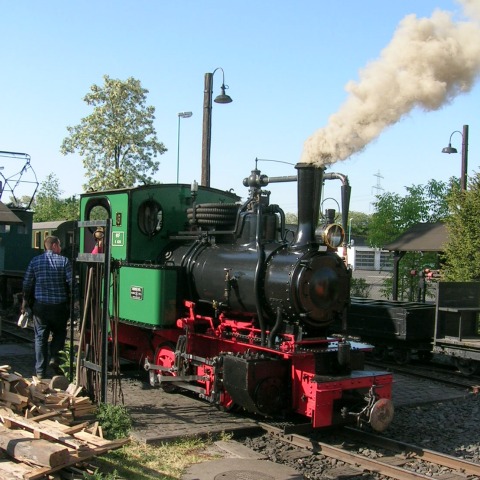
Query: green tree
33,173,64,221
368,179,452,248
60,75,166,192
285,211,371,245
8,194,32,209
61,195,80,220
442,173,480,281
285,212,297,225
367,178,453,300
33,173,79,221
347,211,371,243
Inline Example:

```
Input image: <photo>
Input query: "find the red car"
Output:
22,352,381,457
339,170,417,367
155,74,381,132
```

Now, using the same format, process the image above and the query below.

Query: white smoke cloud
300,1,480,166
459,0,480,20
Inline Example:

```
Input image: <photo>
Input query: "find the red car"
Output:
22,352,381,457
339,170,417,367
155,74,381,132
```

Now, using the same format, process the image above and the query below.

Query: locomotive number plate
130,286,144,300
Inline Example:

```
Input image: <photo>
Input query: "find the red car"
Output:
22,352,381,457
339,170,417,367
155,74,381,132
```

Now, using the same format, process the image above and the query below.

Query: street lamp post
176,111,192,183
441,124,469,191
201,68,232,187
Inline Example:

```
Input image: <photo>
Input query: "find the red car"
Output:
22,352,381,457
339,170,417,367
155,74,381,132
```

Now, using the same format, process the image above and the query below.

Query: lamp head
214,84,233,104
442,143,458,154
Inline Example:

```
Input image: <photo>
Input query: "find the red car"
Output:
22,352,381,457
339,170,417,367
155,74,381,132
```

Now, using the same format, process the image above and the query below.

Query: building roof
383,221,448,252
33,221,68,230
0,202,23,225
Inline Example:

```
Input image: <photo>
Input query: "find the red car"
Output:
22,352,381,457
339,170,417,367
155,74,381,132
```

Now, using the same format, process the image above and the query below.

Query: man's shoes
49,360,64,376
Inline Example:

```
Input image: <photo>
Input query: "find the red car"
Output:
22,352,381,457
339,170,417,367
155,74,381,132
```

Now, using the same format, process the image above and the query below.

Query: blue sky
1,0,478,215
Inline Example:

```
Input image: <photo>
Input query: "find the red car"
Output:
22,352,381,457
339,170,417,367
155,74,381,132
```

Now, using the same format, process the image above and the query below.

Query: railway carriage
0,207,37,306
332,283,480,376
32,220,76,259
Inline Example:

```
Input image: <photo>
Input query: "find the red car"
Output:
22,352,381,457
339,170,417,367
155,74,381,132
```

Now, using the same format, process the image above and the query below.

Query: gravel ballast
242,394,480,479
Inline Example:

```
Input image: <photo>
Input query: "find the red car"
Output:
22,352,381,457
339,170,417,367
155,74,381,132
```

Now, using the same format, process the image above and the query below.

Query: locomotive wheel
174,335,190,377
154,342,178,393
392,348,410,365
254,377,286,416
455,358,480,377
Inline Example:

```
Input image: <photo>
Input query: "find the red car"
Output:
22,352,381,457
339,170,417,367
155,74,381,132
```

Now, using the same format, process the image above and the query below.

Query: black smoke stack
341,183,351,238
293,163,323,248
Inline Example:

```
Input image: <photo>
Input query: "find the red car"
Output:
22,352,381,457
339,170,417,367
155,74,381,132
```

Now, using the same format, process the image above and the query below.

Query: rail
260,423,479,480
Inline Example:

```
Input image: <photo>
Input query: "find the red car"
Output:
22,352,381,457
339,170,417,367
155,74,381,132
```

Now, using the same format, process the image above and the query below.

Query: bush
350,277,371,298
58,343,76,381
96,403,132,440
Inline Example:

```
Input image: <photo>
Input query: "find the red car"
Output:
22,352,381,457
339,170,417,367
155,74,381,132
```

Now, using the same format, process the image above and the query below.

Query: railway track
259,423,480,480
366,359,480,392
0,315,35,343
3,314,478,479
1,314,78,345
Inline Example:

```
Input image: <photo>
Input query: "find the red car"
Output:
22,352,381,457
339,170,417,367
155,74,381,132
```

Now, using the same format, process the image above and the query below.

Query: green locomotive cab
79,183,239,328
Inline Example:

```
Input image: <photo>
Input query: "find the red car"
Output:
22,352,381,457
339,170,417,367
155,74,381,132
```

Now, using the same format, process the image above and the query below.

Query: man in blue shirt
22,235,73,379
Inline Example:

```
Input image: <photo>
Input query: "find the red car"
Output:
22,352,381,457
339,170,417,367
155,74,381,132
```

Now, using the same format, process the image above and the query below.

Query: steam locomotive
78,163,394,432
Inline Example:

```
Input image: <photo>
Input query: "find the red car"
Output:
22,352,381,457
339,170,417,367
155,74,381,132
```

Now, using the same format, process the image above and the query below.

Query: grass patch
90,434,230,479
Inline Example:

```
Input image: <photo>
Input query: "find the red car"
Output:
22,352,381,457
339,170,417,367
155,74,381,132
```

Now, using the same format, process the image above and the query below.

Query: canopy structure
384,222,448,252
383,222,448,300
0,202,23,225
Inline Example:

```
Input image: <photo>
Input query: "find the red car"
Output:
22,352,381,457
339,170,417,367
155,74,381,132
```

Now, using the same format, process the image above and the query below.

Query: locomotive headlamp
316,223,345,248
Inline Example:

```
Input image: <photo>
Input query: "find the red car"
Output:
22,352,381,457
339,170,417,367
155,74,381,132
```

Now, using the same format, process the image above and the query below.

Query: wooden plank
0,390,28,406
29,410,63,423
0,459,33,479
0,425,70,468
12,379,30,397
0,368,129,478
0,412,90,451
22,452,85,480
0,372,24,383
74,430,114,447
62,422,91,435
74,436,130,455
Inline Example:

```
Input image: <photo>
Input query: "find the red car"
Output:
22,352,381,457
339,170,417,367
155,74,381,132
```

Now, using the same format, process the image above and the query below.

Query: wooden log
47,375,69,391
0,425,70,468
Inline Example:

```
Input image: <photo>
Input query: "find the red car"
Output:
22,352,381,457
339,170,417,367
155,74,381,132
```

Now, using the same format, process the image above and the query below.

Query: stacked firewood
0,368,96,420
0,365,129,479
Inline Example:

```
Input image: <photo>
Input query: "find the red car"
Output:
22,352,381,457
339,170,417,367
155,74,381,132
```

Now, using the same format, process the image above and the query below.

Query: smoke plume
300,1,480,166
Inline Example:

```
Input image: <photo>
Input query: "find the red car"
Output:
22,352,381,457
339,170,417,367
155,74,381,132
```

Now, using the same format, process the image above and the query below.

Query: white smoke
300,0,480,166
460,0,480,20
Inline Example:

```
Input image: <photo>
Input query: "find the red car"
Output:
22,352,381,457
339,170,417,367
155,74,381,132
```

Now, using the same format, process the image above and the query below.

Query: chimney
293,163,323,248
